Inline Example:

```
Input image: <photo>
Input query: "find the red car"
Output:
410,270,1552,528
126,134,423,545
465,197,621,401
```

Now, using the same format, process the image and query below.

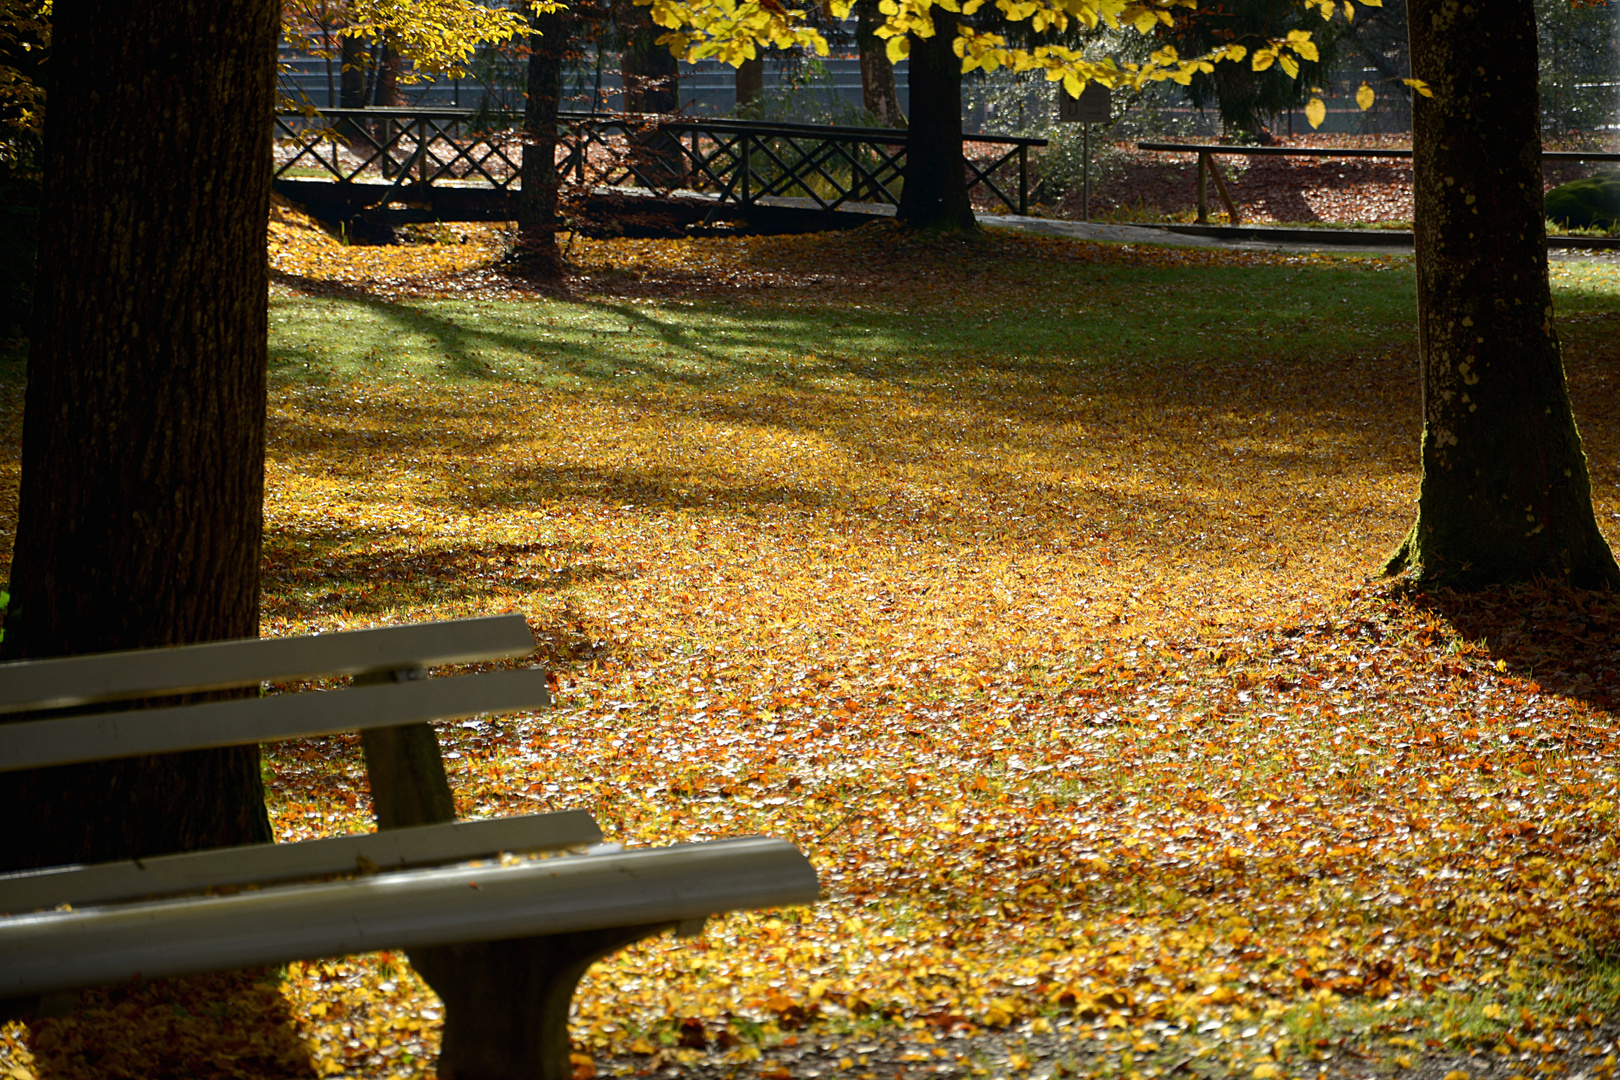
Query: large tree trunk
1384,0,1619,588
618,5,683,187
896,9,973,230
856,0,904,127
513,4,568,279
0,0,279,872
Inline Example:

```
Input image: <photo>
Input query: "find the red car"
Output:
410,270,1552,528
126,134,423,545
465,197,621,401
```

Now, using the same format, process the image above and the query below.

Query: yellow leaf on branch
1356,81,1374,110
1305,96,1326,127
1287,30,1320,61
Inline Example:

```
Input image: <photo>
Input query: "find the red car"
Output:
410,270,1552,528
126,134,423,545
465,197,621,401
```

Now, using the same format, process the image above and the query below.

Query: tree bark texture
856,0,905,127
896,9,973,230
0,0,279,871
1386,0,1619,587
515,3,568,279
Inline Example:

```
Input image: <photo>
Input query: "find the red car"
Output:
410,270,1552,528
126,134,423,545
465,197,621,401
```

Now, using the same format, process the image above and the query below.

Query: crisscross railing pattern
274,109,1049,216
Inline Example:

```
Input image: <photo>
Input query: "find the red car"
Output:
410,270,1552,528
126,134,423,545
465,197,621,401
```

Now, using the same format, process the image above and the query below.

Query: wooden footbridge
272,108,1047,229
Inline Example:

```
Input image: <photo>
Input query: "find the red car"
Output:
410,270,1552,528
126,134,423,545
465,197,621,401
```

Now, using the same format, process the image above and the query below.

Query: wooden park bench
0,614,819,1079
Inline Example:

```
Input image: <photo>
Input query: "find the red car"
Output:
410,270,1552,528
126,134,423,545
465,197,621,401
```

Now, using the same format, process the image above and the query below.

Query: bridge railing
273,109,1049,216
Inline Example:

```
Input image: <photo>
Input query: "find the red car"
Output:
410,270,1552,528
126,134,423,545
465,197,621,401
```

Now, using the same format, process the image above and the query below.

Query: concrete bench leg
408,925,670,1080
361,720,672,1078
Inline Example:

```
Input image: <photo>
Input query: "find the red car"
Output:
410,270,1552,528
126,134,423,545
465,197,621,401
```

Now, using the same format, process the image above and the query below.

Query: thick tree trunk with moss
896,10,973,231
856,0,904,127
1385,0,1619,588
0,0,279,871
513,4,567,279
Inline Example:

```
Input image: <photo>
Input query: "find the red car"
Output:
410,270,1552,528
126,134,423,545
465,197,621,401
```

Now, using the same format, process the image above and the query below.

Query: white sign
1058,82,1111,124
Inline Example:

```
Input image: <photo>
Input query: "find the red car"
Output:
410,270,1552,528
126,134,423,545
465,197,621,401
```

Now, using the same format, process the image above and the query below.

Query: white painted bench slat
0,668,552,773
0,811,602,914
0,614,535,715
0,837,819,998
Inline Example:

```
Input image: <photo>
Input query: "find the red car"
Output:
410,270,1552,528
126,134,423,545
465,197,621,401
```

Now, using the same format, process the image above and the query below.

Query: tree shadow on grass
25,969,316,1079
1412,581,1620,711
262,532,634,619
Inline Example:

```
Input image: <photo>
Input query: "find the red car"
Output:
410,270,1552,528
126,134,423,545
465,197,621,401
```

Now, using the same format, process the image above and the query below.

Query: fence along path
273,108,1047,223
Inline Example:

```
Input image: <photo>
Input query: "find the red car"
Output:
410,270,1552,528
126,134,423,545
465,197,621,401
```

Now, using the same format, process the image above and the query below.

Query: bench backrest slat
0,811,602,913
0,668,552,773
0,614,535,715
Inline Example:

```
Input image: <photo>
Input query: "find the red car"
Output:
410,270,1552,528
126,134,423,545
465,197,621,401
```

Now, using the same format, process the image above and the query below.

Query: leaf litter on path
5,222,1620,1080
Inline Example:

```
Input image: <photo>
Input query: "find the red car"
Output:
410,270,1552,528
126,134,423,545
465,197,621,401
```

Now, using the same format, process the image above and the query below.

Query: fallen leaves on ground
5,226,1620,1080
1077,133,1617,227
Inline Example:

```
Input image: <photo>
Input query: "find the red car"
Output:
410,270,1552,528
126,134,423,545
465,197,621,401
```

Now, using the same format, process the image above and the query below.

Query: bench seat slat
0,837,820,998
0,668,552,773
0,811,602,913
0,614,536,715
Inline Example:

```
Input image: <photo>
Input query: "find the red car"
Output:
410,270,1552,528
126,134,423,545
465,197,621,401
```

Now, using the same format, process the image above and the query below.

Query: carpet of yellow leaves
5,218,1620,1080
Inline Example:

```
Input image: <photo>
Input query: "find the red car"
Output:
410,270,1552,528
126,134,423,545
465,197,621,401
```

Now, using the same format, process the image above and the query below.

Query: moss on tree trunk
0,0,280,870
1386,0,1619,588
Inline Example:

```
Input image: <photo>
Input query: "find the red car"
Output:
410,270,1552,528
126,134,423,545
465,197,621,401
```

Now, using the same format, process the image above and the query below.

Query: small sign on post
1057,82,1111,125
1057,82,1112,222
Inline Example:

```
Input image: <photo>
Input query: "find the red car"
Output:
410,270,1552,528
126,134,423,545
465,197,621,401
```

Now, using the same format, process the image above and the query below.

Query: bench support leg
409,924,671,1080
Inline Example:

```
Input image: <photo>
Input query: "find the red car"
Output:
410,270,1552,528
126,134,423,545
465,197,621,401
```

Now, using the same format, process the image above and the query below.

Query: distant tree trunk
513,4,568,279
338,33,369,152
375,38,403,106
735,54,764,110
0,0,278,871
896,9,972,230
340,33,367,108
1384,0,1620,587
856,0,904,127
619,5,682,186
618,10,678,115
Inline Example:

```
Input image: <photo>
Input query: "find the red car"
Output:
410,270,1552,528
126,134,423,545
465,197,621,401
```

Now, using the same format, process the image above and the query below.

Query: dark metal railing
1137,141,1620,224
273,109,1049,217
